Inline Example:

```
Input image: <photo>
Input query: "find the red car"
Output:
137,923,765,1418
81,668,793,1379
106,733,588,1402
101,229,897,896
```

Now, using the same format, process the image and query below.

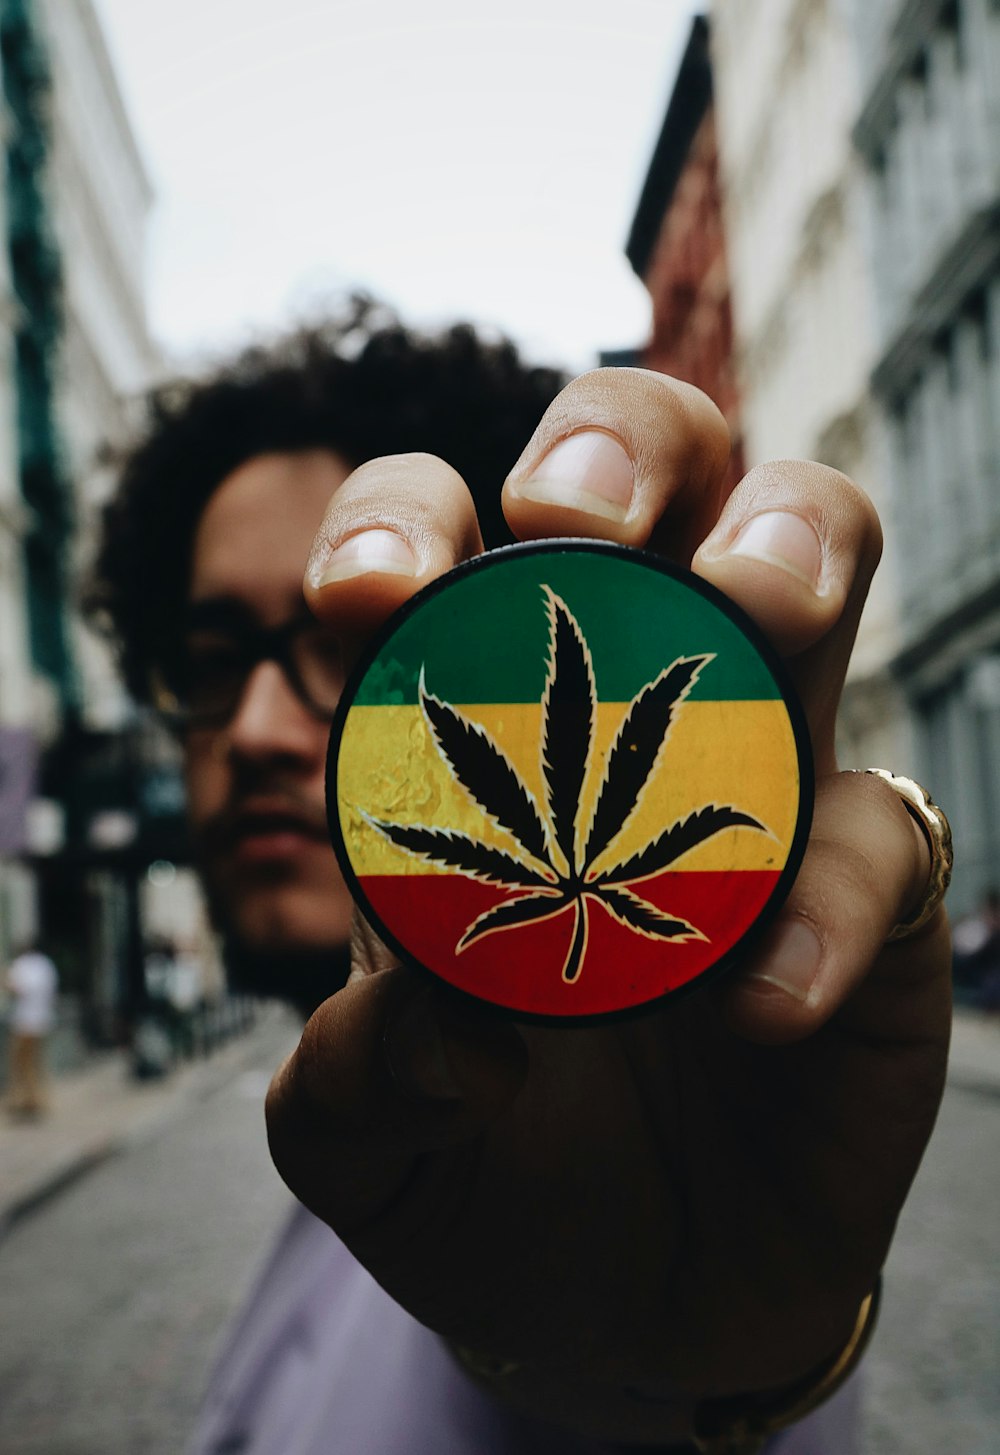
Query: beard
187,764,356,1016
221,933,352,1018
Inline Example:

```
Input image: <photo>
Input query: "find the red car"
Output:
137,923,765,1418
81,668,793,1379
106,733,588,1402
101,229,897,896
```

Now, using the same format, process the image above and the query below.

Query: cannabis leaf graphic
365,586,768,985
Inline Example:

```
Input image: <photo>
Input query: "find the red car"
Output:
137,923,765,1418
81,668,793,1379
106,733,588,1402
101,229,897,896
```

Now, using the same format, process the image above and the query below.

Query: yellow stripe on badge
337,701,797,876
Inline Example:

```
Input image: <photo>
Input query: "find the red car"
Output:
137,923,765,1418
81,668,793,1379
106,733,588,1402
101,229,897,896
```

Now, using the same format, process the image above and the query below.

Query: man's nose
225,660,326,765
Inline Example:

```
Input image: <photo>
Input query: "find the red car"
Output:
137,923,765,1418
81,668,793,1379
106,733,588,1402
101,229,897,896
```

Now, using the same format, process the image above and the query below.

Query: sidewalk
0,1003,298,1235
2,1003,997,1238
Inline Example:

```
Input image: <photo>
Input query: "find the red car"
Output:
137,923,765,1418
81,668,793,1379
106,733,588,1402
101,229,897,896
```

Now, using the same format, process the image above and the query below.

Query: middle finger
502,367,732,560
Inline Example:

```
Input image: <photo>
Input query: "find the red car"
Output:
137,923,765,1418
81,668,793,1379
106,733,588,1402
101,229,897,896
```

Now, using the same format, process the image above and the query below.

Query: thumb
265,966,527,1235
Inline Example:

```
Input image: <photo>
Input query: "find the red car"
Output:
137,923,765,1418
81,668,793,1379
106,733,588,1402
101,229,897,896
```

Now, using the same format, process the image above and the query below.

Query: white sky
93,0,699,373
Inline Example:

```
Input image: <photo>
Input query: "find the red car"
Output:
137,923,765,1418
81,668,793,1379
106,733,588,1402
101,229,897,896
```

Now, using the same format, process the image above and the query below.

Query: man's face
183,450,355,972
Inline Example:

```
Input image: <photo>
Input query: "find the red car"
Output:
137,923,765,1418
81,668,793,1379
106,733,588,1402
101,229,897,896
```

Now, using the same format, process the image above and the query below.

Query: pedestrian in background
165,940,203,1060
4,942,59,1117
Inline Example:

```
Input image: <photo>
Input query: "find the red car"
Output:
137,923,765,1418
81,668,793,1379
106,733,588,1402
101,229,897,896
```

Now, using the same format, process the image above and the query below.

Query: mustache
196,778,330,855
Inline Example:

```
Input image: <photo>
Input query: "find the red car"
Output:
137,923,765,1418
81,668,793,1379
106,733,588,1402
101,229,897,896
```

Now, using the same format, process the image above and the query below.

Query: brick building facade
625,16,744,486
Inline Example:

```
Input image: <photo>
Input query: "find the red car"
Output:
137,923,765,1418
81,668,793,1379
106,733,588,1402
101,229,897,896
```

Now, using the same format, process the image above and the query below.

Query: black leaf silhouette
597,804,766,887
363,587,768,988
458,889,568,950
363,818,554,887
596,885,702,942
582,655,709,870
540,585,597,874
419,671,550,867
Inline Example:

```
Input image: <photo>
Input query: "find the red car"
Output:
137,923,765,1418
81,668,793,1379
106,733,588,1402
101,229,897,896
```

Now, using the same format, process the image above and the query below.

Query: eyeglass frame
149,608,344,730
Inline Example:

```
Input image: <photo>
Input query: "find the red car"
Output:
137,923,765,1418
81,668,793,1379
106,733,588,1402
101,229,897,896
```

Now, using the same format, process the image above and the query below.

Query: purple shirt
189,1203,860,1455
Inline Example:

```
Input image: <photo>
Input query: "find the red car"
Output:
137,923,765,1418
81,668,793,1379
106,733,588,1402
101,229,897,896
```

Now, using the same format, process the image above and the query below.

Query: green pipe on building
0,0,77,710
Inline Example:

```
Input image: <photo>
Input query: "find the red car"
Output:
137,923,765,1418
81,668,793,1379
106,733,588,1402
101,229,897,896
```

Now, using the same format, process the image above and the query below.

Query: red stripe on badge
360,870,781,1017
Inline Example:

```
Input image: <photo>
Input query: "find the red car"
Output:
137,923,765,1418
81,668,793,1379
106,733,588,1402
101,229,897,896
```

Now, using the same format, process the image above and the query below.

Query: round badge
327,541,812,1021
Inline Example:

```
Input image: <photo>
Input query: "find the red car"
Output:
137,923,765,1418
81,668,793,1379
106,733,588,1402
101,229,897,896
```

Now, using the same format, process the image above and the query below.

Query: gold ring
864,770,953,940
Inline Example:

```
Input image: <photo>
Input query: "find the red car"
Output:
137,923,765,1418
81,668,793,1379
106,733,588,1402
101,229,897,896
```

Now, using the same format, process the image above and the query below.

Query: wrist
449,1343,697,1445
690,1278,881,1453
450,1278,880,1452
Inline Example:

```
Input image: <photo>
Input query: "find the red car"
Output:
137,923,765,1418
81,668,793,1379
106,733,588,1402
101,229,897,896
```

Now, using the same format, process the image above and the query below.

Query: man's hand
266,369,950,1441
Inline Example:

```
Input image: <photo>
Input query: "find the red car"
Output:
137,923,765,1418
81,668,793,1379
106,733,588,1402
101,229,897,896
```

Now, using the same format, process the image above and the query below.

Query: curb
0,1142,118,1237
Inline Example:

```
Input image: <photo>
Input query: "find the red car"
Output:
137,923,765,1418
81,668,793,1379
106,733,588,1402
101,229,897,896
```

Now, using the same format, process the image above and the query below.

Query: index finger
303,451,484,645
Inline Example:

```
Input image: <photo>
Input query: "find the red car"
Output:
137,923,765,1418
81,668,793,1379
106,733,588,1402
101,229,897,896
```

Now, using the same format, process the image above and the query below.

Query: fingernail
747,918,822,1003
708,511,823,590
311,529,416,587
514,431,634,523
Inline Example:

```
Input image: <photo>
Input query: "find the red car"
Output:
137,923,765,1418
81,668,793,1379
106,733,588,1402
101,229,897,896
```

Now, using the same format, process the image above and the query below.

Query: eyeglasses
151,614,346,729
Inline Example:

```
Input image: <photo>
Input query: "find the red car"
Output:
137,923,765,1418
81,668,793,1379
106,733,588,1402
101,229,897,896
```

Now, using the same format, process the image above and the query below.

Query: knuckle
532,367,729,460
737,461,883,562
802,833,888,936
846,772,923,878
337,452,463,503
319,464,474,554
808,772,928,932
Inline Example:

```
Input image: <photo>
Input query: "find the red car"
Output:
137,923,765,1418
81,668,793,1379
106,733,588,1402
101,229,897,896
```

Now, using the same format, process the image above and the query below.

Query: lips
219,796,329,861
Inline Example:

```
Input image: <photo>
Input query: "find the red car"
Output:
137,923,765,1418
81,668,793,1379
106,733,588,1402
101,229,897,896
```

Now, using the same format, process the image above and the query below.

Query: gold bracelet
691,1278,881,1454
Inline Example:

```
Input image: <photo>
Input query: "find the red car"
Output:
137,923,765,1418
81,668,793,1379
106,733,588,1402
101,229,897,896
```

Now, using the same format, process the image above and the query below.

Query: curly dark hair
89,295,567,703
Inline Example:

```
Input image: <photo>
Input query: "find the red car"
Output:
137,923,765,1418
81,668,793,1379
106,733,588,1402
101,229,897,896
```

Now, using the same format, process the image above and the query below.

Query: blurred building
710,0,915,775
0,171,36,956
0,0,64,958
847,0,1000,914
623,16,744,490
0,0,199,1044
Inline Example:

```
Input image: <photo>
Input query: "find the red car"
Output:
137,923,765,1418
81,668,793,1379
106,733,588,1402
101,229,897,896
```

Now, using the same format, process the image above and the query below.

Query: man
92,297,952,1453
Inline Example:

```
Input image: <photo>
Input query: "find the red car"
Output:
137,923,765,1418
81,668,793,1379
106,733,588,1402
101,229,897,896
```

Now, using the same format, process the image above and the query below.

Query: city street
865,1071,1000,1454
0,1015,297,1455
0,1014,997,1454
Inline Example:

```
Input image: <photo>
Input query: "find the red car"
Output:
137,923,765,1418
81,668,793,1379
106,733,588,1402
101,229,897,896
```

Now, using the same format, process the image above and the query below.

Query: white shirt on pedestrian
7,952,58,1035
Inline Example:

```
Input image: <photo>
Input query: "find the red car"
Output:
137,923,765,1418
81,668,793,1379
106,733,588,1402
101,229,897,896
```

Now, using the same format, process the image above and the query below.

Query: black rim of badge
325,539,814,1024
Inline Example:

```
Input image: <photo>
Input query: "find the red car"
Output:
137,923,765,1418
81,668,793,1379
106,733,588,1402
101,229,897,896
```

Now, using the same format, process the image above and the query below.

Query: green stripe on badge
354,546,782,706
